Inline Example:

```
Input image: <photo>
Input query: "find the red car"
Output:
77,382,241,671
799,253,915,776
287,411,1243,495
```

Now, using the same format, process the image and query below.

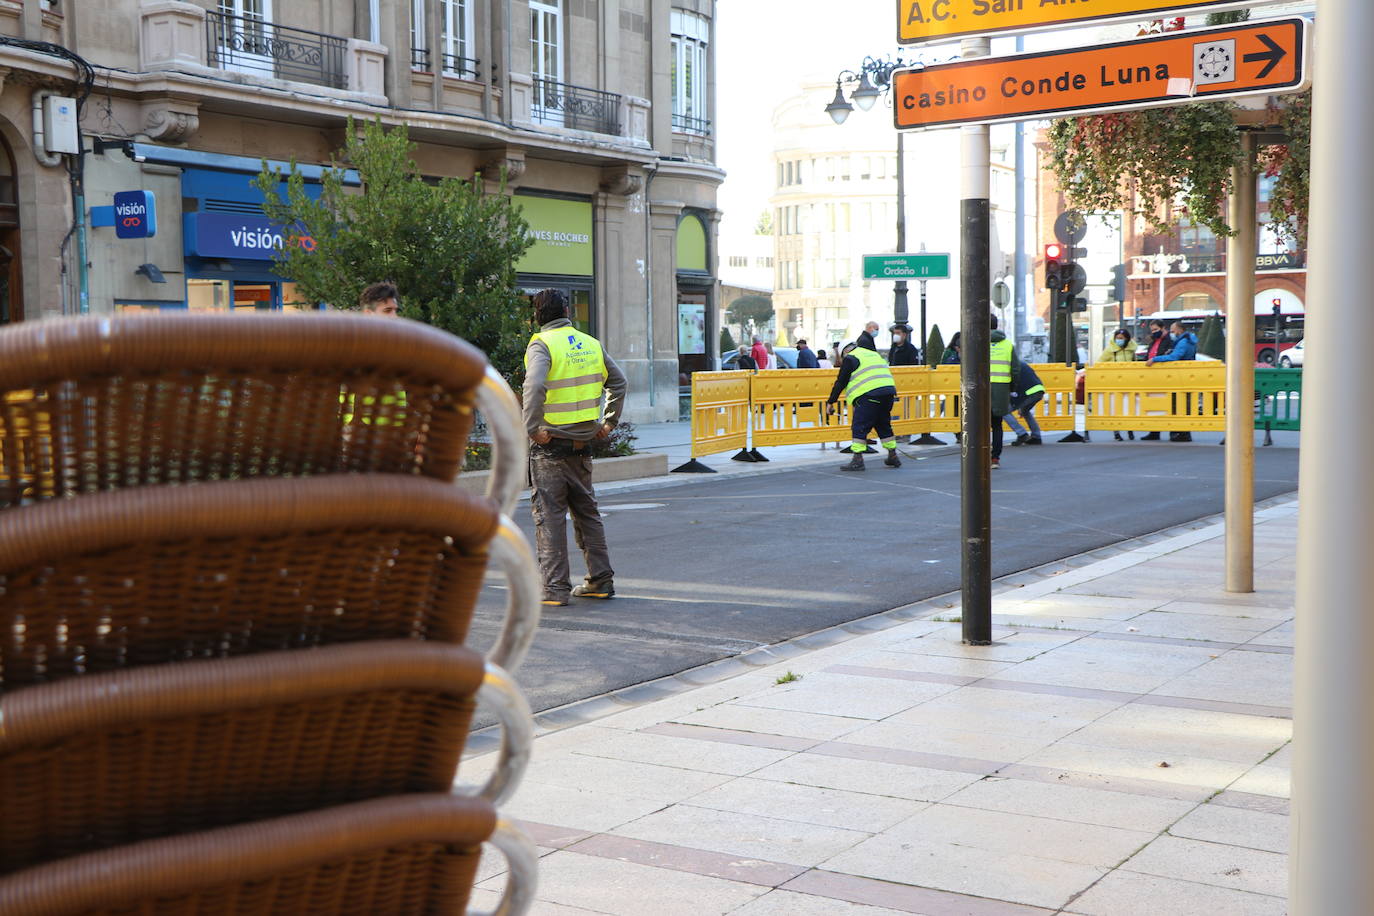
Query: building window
728,255,747,268
441,0,475,77
785,161,794,186
671,10,710,134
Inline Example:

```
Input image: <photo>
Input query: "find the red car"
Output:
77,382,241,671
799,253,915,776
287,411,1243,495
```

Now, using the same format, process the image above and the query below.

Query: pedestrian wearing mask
1099,328,1136,441
1147,321,1199,442
941,332,962,365
888,324,921,366
1140,320,1174,439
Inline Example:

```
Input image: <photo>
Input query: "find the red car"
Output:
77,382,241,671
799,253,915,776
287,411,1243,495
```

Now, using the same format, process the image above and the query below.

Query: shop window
188,278,230,310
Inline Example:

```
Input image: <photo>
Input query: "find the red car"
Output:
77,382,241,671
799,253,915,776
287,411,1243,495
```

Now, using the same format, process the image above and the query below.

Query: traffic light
1067,246,1088,261
1109,264,1127,302
1044,243,1065,291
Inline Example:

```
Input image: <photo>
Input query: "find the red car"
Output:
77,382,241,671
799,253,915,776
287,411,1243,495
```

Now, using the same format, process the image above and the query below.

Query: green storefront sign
515,194,594,276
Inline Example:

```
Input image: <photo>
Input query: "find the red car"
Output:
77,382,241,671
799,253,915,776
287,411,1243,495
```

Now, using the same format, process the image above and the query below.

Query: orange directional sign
893,18,1308,130
899,0,1258,46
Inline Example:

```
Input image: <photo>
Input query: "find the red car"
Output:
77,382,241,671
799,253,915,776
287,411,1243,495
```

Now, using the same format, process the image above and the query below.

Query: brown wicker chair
0,639,536,874
0,793,538,916
0,313,490,509
0,474,514,691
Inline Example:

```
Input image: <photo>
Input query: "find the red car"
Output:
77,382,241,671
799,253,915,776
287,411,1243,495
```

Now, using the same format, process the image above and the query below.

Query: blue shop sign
113,190,156,239
183,212,316,260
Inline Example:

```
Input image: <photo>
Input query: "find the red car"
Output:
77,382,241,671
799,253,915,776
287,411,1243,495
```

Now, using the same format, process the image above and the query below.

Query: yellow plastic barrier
923,365,962,434
1024,363,1076,432
687,370,752,458
1085,362,1226,432
750,369,851,446
890,366,933,437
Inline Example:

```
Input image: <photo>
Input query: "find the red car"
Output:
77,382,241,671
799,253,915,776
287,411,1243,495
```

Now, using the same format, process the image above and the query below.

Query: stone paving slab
470,501,1297,914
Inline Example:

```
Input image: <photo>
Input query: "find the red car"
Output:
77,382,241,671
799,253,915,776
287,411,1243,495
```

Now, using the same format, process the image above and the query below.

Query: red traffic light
1044,243,1065,260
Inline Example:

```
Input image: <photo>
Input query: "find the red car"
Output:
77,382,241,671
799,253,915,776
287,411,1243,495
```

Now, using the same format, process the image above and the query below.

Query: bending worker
826,326,901,471
523,289,628,607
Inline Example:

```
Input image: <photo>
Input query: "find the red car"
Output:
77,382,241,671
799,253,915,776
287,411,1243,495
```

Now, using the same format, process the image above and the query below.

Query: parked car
719,347,799,370
1278,339,1304,368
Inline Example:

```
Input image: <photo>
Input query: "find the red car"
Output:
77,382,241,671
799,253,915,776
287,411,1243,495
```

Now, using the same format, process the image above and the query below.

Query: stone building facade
0,0,721,420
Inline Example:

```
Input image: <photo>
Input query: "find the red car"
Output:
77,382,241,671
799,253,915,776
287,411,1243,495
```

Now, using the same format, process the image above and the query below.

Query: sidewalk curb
466,490,1299,756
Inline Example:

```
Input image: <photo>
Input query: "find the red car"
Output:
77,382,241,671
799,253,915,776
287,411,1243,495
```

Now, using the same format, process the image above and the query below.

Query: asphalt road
465,442,1300,715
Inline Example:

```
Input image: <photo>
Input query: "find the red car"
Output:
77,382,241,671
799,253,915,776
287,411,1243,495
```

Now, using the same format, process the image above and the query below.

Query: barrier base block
749,448,770,462
672,458,717,473
1059,431,1088,443
914,434,944,445
731,449,757,462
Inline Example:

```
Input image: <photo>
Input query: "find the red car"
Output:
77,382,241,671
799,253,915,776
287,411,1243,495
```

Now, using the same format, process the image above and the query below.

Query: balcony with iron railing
531,77,621,135
671,113,711,136
206,9,347,90
411,48,482,81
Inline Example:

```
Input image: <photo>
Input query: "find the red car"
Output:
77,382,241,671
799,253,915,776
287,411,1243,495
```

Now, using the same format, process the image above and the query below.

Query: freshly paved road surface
465,442,1300,715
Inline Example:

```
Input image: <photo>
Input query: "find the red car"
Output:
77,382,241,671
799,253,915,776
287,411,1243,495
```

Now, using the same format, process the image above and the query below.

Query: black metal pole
920,280,928,357
961,212,992,644
894,131,909,326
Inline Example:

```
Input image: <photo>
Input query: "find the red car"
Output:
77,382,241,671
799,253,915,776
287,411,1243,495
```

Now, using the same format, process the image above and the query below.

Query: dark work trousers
991,409,1006,459
529,442,614,599
850,391,897,453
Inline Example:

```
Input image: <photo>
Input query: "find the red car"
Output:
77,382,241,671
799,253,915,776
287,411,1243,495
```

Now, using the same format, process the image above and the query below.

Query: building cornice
0,46,663,171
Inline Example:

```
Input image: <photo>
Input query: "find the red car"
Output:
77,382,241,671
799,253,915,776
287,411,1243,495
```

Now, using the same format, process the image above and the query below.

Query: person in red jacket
750,336,768,372
1142,319,1175,440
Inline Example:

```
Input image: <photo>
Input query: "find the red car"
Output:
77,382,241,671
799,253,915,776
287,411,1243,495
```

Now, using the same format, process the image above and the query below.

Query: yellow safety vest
528,327,608,425
341,390,406,426
991,338,1014,385
844,347,896,404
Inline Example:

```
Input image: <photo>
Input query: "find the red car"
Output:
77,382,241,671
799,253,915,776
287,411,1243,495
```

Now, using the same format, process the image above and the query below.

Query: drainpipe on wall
643,164,658,407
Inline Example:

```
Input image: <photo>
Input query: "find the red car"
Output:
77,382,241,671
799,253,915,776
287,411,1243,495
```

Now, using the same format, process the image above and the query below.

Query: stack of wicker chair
0,313,541,915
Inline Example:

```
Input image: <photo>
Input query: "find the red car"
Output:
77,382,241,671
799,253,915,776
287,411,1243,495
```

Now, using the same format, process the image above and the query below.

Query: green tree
255,119,535,383
925,324,945,367
726,294,774,331
719,326,737,353
755,209,773,236
1199,314,1227,360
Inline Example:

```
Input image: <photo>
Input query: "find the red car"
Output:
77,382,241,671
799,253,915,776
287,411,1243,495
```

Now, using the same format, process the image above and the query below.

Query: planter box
453,452,668,498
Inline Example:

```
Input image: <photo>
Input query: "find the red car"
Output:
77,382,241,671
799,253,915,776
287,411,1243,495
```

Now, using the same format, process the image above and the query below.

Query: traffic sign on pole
893,18,1308,131
863,252,951,280
898,0,1264,47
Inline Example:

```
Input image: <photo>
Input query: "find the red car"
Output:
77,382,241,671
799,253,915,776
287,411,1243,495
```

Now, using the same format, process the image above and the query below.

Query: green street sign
863,252,950,281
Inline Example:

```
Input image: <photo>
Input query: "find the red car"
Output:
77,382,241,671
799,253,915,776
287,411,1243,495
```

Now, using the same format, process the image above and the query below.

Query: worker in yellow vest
523,289,628,607
989,313,1021,470
826,326,901,471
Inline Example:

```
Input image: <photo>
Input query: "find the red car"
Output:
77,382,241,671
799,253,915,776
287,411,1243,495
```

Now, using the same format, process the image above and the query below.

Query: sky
710,2,1315,254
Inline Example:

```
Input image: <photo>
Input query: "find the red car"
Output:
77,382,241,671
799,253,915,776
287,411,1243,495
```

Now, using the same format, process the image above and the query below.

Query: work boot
1011,434,1030,447
1025,437,1043,445
884,450,901,468
1114,432,1124,441
1141,432,1161,440
572,582,615,600
840,453,865,472
1128,431,1136,440
542,593,569,607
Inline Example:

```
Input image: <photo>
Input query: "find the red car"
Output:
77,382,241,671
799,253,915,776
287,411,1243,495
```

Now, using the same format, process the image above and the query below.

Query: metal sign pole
1293,2,1374,909
959,35,992,646
1224,131,1255,594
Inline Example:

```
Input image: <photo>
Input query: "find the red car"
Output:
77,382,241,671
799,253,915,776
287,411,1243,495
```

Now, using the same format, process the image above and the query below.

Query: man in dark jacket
735,346,757,370
1148,321,1199,442
795,339,820,368
887,324,921,366
826,331,901,471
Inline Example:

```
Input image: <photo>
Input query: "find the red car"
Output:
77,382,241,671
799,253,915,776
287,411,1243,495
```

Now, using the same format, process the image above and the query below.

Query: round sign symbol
1053,210,1087,246
122,216,142,227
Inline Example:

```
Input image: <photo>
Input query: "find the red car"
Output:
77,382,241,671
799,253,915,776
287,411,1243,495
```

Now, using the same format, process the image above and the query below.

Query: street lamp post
825,55,920,346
